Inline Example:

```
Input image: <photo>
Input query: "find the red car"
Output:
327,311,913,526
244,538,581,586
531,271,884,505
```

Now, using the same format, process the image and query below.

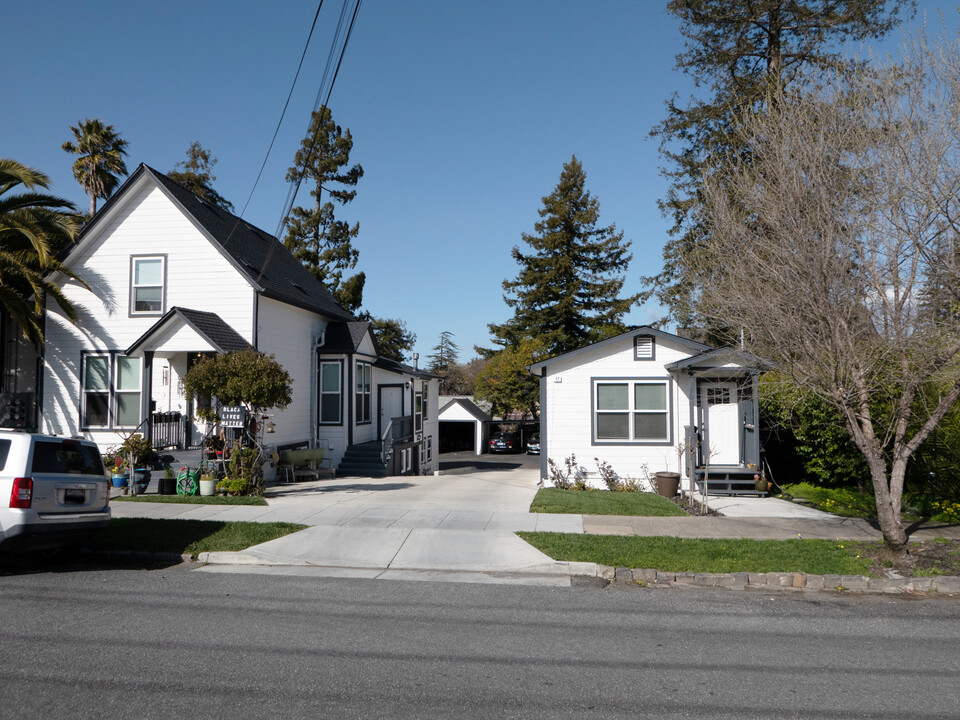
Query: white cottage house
528,327,771,495
41,163,438,476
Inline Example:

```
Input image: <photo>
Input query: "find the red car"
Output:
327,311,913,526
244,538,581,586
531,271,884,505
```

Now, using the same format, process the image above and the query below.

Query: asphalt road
1,560,958,719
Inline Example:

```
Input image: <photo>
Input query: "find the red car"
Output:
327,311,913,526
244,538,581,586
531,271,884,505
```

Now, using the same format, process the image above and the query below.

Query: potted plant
199,473,217,497
110,455,129,488
115,433,155,493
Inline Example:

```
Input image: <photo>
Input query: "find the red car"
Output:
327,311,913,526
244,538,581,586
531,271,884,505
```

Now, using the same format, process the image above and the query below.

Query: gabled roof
438,396,491,422
125,307,252,356
72,164,354,322
527,326,711,373
665,347,774,372
319,321,378,354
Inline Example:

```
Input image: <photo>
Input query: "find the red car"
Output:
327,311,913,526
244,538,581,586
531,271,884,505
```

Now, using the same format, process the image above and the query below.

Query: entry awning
125,306,252,357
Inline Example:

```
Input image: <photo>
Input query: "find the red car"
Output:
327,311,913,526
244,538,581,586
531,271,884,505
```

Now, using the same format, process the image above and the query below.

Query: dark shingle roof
320,321,376,353
126,307,252,355
86,164,354,322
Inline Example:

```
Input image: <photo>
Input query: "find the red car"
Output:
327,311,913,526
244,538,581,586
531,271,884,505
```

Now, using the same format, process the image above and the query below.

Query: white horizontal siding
257,295,327,452
541,335,695,487
42,180,255,441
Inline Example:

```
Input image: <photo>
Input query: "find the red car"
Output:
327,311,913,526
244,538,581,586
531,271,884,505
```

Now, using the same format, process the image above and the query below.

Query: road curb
582,564,960,596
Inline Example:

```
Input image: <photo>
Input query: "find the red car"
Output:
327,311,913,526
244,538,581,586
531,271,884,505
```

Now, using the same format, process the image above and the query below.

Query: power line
274,0,362,240
218,1,325,254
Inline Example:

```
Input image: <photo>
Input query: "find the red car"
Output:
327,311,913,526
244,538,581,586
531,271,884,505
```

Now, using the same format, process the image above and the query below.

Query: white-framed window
594,379,670,443
415,391,423,433
318,360,342,424
114,356,142,427
81,353,142,429
426,435,432,462
355,362,372,424
82,355,110,428
131,256,165,315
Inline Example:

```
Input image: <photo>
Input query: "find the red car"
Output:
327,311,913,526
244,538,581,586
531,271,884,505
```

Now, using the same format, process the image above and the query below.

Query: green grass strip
530,488,686,517
113,494,268,506
518,532,874,576
88,518,306,557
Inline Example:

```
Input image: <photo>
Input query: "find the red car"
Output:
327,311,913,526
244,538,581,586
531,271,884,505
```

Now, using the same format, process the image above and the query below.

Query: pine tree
167,141,233,211
489,155,638,355
647,0,912,328
283,107,363,307
428,331,459,374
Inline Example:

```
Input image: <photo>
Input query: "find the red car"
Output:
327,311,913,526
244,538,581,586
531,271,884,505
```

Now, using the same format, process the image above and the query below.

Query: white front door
379,386,404,437
700,381,740,465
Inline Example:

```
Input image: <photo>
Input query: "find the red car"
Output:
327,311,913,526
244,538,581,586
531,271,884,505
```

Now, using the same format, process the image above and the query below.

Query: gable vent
634,335,654,360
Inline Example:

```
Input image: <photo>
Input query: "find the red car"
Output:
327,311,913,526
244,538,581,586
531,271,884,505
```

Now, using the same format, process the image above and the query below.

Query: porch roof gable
665,347,774,373
125,306,252,356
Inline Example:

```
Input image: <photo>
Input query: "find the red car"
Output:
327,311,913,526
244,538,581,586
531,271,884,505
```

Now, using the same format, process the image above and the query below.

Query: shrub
548,455,586,490
595,459,622,492
216,477,249,496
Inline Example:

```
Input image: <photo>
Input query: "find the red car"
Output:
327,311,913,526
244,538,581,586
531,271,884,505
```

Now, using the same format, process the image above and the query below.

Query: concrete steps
337,441,387,478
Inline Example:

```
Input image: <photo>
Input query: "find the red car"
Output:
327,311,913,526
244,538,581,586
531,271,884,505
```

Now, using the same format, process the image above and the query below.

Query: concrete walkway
108,466,960,585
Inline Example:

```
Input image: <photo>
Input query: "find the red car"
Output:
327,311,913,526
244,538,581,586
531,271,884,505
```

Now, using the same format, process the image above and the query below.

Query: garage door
439,421,475,453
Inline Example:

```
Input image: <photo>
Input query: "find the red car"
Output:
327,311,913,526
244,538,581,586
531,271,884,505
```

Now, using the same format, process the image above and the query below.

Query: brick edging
593,565,960,595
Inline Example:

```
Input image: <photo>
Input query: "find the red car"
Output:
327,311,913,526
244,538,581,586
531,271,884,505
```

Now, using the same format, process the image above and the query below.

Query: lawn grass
113,494,267,506
87,518,306,557
518,532,874,576
530,488,686,517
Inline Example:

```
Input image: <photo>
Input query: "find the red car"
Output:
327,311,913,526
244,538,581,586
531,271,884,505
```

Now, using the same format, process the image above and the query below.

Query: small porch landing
693,465,767,497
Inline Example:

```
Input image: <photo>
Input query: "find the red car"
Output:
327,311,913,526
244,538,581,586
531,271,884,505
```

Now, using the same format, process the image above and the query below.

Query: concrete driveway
190,452,585,585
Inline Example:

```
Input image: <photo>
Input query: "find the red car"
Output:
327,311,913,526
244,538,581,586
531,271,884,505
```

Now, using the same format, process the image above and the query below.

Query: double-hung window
594,379,670,443
318,360,342,424
355,362,372,424
131,256,165,315
82,354,142,429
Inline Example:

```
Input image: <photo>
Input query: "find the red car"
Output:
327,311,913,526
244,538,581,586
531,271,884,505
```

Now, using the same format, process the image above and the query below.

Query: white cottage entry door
379,385,404,438
700,381,740,465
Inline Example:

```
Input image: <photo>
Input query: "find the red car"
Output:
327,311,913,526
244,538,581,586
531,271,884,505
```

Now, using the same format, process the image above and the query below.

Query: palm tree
62,118,129,216
0,159,85,344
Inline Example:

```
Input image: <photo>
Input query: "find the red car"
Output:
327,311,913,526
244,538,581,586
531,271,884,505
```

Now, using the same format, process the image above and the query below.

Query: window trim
129,254,167,317
80,351,143,430
317,358,343,426
591,376,673,446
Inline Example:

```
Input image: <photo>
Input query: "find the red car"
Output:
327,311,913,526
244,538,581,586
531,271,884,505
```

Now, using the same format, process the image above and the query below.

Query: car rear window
0,440,9,472
31,440,104,475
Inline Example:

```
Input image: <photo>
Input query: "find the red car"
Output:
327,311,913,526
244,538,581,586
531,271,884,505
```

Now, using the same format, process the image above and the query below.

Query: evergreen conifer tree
647,0,913,329
283,107,363,309
489,155,638,355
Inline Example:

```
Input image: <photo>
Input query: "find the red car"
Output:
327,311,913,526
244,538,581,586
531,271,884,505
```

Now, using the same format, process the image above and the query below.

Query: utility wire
274,0,362,240
218,1,324,253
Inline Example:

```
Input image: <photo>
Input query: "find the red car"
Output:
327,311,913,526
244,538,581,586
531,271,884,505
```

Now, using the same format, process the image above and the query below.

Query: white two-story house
41,163,437,475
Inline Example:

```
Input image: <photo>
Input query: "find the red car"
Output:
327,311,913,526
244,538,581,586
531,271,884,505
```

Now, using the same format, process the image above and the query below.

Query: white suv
0,431,110,553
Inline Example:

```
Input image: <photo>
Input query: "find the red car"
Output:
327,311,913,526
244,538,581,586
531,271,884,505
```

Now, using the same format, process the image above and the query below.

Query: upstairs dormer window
131,255,165,316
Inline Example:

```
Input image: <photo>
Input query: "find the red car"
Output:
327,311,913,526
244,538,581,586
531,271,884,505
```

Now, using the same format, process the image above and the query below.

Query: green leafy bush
216,477,249,496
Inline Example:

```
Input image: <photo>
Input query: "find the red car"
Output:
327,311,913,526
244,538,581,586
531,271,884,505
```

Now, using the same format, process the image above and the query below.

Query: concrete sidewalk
107,460,960,585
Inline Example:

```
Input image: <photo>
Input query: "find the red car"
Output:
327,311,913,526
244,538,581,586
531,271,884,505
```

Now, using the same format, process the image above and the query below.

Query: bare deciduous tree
696,35,960,560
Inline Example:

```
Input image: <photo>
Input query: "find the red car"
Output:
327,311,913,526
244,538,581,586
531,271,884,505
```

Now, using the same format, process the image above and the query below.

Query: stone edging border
585,564,960,596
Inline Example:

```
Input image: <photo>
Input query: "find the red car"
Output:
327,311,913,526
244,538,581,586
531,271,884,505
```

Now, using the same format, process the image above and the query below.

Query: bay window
318,360,342,424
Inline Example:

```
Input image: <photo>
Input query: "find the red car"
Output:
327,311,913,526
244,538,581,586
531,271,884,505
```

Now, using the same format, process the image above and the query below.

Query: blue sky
5,1,956,362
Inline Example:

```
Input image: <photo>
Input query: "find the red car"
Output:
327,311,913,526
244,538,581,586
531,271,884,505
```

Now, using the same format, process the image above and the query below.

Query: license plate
64,489,86,504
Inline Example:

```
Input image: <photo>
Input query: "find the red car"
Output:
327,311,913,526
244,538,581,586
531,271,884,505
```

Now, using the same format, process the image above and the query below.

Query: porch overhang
665,347,774,376
125,306,252,358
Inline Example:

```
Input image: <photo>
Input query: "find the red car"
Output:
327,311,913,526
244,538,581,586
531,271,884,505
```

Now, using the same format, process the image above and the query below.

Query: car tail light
10,477,33,509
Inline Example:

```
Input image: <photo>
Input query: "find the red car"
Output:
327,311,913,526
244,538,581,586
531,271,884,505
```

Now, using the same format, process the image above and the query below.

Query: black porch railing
151,411,184,449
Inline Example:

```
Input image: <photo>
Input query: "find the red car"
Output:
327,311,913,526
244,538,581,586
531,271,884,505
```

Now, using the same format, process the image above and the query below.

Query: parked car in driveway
488,431,520,453
0,431,110,553
526,433,540,455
